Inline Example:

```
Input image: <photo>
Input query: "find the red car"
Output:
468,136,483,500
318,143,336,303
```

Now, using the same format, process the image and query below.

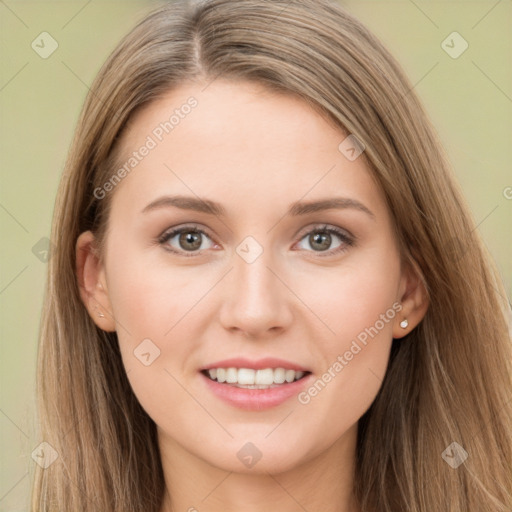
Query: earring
399,319,409,329
95,307,105,318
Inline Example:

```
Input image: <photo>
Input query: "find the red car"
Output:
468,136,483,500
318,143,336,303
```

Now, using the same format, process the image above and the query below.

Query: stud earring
399,319,409,329
95,307,105,318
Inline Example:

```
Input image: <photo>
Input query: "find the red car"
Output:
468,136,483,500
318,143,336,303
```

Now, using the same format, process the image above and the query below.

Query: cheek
103,247,207,396
105,249,211,340
105,252,201,425
295,251,401,411
308,251,401,348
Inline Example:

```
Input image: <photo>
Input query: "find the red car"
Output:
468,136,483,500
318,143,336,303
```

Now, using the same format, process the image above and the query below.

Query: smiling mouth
201,367,311,389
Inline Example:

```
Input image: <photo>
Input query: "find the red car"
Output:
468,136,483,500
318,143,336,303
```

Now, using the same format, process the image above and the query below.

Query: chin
196,433,321,476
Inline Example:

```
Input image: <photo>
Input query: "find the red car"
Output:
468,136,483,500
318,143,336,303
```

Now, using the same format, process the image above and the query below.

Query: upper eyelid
294,223,352,240
159,224,213,243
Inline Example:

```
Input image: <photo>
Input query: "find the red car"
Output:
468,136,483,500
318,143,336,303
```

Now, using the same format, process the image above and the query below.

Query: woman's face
82,79,413,474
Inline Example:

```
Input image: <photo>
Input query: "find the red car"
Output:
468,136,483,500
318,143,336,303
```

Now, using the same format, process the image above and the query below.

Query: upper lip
201,357,310,372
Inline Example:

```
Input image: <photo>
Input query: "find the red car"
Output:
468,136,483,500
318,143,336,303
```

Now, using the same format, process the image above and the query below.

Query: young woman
31,0,512,510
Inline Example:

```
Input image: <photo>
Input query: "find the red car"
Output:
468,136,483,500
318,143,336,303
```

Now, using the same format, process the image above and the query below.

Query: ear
75,231,116,332
393,258,429,339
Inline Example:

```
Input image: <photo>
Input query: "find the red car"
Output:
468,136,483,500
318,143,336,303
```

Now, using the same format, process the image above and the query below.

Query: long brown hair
32,0,512,510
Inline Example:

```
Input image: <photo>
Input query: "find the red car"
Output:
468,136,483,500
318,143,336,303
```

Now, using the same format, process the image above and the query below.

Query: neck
158,424,360,512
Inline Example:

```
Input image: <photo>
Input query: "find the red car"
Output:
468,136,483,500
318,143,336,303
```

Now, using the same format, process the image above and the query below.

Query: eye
157,223,354,258
295,224,354,256
158,225,216,256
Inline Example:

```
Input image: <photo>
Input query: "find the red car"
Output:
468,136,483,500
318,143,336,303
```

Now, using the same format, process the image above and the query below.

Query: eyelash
157,223,355,258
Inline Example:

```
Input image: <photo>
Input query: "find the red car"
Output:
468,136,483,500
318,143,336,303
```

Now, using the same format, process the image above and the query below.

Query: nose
219,249,294,339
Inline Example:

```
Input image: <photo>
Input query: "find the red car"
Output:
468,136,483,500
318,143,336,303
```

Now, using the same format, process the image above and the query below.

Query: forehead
108,79,385,220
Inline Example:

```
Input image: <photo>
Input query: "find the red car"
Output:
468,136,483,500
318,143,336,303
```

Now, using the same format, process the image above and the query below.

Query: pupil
311,232,330,251
180,231,202,251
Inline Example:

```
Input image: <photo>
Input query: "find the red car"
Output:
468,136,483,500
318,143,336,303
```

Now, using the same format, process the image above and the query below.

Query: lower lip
200,372,312,411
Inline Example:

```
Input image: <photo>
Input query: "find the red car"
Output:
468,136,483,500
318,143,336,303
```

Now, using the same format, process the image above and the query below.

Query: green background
1,1,510,509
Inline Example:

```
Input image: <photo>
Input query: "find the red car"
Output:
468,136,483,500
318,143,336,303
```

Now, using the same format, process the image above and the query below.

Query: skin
76,79,428,512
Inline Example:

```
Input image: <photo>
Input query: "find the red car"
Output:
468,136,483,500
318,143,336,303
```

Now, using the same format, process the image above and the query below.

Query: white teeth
274,367,286,384
237,368,256,385
255,368,274,386
204,367,307,386
225,367,238,383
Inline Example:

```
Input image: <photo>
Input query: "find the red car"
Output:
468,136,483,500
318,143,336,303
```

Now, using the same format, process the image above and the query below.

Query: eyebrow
141,195,375,220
